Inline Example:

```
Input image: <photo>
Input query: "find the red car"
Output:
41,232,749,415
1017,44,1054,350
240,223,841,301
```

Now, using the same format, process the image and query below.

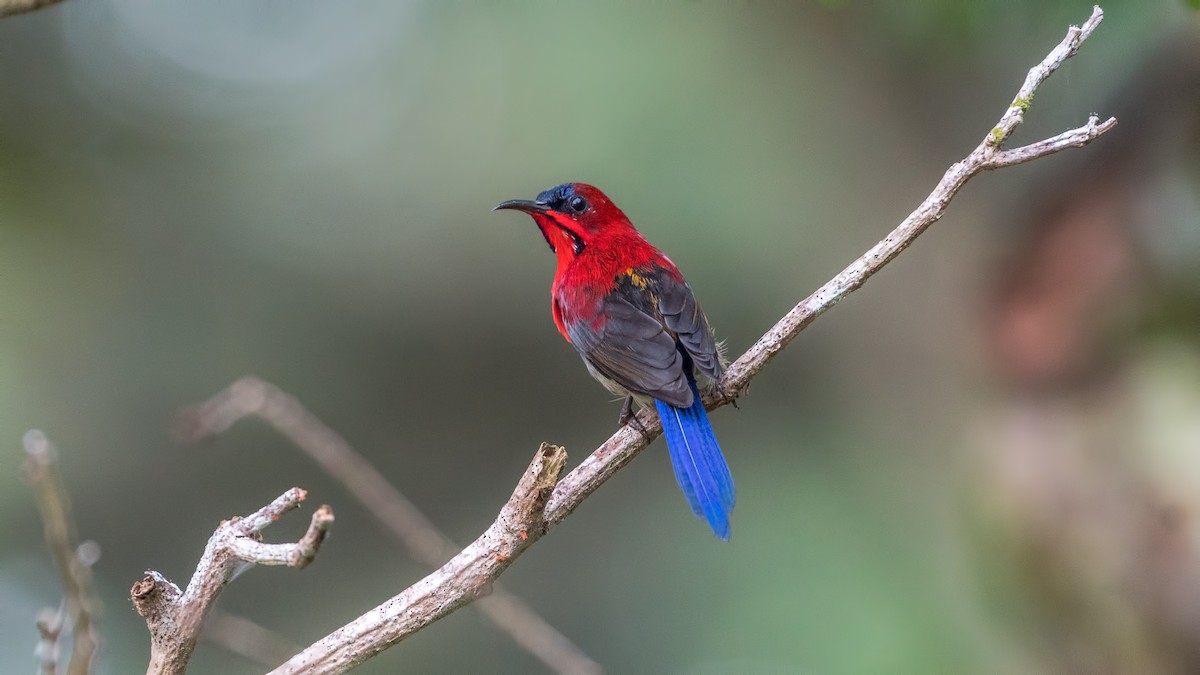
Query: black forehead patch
535,183,575,208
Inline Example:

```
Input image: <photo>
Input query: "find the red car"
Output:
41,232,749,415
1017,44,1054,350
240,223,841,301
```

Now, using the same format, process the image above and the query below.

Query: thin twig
269,7,1117,673
34,603,66,675
984,116,1117,169
0,0,65,18
985,6,1107,149
23,430,101,675
178,376,602,675
201,610,304,669
131,488,334,675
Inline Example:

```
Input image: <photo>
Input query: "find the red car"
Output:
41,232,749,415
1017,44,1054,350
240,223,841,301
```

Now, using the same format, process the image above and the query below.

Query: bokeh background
3,1,1199,673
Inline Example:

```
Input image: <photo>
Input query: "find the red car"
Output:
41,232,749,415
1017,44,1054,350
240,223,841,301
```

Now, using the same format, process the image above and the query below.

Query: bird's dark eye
567,195,589,214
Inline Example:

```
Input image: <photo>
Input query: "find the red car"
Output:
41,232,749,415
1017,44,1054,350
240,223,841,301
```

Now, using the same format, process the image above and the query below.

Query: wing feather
655,274,723,382
566,288,692,408
564,266,722,408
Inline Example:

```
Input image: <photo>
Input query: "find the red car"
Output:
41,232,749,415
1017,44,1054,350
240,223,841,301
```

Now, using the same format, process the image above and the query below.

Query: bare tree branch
0,0,65,19
268,444,565,673
264,6,1117,673
34,604,66,675
131,488,334,675
984,116,1118,169
258,7,1119,673
178,379,458,563
201,610,303,669
985,6,1107,150
23,430,100,675
178,376,602,675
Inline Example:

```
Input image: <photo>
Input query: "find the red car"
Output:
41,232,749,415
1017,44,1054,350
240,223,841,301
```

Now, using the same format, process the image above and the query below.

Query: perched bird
495,183,735,539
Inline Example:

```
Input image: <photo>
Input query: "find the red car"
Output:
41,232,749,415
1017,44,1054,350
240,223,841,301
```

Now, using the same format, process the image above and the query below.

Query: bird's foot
717,380,742,409
617,395,636,427
618,396,651,440
627,413,650,439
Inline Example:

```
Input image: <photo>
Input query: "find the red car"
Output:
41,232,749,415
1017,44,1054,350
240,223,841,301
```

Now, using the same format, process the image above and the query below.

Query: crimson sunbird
495,183,735,539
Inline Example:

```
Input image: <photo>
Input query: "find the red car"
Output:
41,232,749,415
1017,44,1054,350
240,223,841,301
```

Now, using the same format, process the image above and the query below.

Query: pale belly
582,358,654,407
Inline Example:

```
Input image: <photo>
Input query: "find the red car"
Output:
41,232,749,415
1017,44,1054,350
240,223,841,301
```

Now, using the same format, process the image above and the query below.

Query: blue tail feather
655,375,735,540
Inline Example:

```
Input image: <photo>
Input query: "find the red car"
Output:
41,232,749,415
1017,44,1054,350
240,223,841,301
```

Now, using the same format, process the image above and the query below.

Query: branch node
504,443,567,531
132,571,182,619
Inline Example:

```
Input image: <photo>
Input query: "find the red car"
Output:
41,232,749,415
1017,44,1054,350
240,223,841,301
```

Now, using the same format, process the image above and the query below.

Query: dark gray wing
566,289,693,408
656,275,723,382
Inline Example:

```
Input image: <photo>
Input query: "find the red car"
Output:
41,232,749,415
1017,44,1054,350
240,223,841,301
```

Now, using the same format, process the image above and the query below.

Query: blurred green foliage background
2,1,1198,673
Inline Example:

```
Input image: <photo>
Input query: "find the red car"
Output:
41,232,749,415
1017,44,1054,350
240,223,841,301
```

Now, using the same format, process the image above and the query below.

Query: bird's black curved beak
493,199,550,214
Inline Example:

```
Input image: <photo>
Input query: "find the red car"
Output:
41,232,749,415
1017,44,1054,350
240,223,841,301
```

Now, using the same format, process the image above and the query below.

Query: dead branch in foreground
131,489,333,675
